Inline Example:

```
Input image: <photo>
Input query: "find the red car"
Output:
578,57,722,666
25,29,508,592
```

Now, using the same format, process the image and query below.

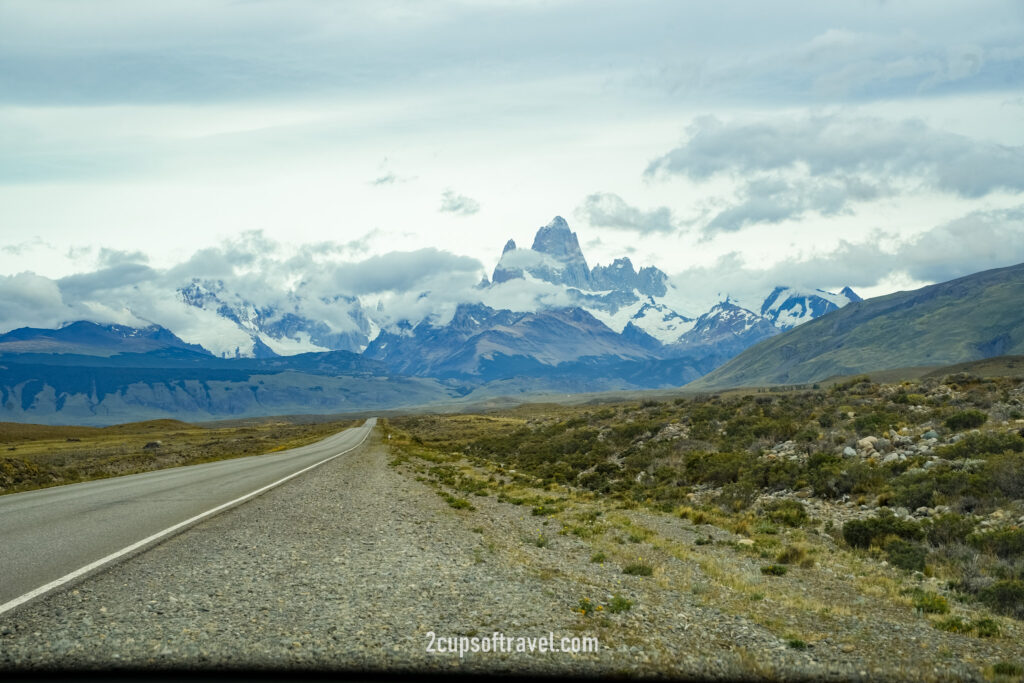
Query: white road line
0,423,373,618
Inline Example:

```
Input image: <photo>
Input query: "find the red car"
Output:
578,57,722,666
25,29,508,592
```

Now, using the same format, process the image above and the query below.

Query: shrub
577,597,598,617
993,662,1023,677
761,564,788,576
607,594,633,613
785,638,808,650
890,479,936,510
775,545,807,565
978,580,1024,619
969,529,1024,559
623,560,654,576
590,552,606,563
886,539,928,572
442,493,475,510
932,616,970,633
853,410,898,435
926,513,976,547
843,519,875,549
973,618,1000,637
842,511,923,549
985,451,1024,499
715,481,759,512
762,499,809,527
912,591,950,614
937,431,1024,459
680,507,709,525
806,455,844,498
945,410,988,431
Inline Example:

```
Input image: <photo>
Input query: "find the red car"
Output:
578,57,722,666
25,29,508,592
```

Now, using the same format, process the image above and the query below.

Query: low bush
623,560,654,576
576,597,598,617
715,481,759,512
761,564,788,576
886,538,928,572
969,528,1024,559
926,513,976,547
853,410,898,435
973,617,1000,637
945,410,988,431
936,430,1024,460
607,594,633,613
992,661,1023,676
912,591,950,614
762,499,809,527
775,545,807,565
979,580,1024,619
933,616,970,633
843,511,923,549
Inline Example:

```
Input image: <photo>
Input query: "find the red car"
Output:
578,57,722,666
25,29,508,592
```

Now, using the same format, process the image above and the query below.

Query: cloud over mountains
645,114,1024,236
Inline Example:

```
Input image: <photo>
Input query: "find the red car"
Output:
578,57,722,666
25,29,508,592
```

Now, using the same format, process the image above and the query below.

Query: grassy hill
689,262,1024,390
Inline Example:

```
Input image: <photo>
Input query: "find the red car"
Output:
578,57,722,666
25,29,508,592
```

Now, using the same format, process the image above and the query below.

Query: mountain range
173,216,860,359
691,261,1024,390
0,216,872,423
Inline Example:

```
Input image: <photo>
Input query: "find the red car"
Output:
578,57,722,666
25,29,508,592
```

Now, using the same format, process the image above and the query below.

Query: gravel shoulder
1,429,1021,678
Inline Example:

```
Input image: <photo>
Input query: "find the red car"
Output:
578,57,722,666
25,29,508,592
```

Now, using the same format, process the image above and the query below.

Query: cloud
97,247,149,267
670,204,1024,309
2,238,48,256
0,272,76,331
646,114,1024,235
639,23,1024,104
57,263,159,300
439,189,480,216
575,192,677,234
704,175,892,234
647,114,1024,196
478,276,576,314
371,173,397,185
330,249,483,296
897,204,1024,283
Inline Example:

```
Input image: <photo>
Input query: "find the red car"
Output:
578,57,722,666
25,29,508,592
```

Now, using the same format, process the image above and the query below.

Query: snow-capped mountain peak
759,285,861,330
177,278,376,358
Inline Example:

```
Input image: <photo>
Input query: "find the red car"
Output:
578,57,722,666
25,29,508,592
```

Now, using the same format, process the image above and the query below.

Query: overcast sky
1,0,1023,323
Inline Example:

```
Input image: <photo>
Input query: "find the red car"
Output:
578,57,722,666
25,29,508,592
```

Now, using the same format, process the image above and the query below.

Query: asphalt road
0,418,374,612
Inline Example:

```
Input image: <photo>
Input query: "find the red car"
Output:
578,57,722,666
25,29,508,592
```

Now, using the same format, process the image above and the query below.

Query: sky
1,0,1023,332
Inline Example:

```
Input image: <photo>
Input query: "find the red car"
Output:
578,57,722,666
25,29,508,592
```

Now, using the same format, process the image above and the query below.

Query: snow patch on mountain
584,298,646,334
256,331,330,356
760,286,861,330
630,301,696,343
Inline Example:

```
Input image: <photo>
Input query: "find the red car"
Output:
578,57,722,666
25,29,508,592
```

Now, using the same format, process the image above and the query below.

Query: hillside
689,262,1024,390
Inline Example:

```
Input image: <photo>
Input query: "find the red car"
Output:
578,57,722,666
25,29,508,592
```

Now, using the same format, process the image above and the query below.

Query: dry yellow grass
0,417,359,495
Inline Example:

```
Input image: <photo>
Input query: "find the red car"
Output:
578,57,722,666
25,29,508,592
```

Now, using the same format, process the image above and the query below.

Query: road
0,418,374,613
